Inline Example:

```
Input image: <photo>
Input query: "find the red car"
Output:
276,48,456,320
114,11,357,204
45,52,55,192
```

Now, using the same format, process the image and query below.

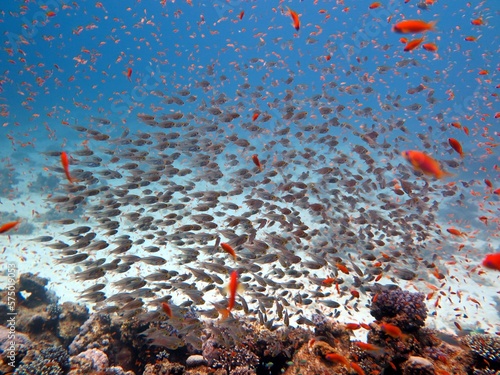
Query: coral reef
0,273,89,348
0,274,498,375
13,345,69,375
463,334,500,363
370,286,427,331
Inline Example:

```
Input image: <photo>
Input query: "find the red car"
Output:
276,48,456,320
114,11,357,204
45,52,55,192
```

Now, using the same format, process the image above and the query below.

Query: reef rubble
0,273,498,375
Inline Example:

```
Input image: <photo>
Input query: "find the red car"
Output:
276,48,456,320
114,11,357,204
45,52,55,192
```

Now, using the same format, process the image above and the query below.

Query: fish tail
441,170,455,179
219,308,230,320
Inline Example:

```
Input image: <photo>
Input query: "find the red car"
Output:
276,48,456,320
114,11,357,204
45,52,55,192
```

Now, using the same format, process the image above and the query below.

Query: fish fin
428,20,438,31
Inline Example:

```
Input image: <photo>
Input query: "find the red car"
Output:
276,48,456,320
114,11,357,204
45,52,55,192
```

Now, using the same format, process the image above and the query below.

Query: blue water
0,0,498,333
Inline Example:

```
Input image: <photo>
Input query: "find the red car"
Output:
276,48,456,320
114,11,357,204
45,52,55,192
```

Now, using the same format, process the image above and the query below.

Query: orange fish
252,154,263,172
221,270,239,318
482,253,500,271
161,302,173,318
464,36,477,42
220,242,236,259
287,7,300,31
380,323,405,339
336,263,350,274
252,112,260,121
350,362,366,375
447,228,466,237
369,2,381,9
61,151,74,183
471,18,484,26
404,38,424,51
46,11,56,17
125,67,132,81
393,20,436,34
448,138,464,158
345,323,360,330
322,277,336,287
325,353,350,367
422,42,438,52
354,342,384,355
0,221,21,234
401,150,452,179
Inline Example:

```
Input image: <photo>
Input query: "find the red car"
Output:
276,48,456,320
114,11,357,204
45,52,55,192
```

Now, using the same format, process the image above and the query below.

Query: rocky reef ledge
0,273,499,375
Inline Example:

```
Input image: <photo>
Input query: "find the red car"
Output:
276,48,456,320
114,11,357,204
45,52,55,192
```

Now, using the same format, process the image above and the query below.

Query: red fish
238,11,244,20
287,7,300,31
61,151,74,183
447,228,467,237
380,323,406,339
252,112,260,121
448,138,464,158
161,302,173,318
322,277,336,287
325,353,350,367
422,42,438,52
0,221,21,234
125,67,132,81
404,38,424,51
350,362,366,375
345,323,360,330
401,150,452,179
336,263,350,274
220,242,236,259
393,20,436,34
482,253,500,271
369,2,381,9
252,154,263,172
221,271,239,318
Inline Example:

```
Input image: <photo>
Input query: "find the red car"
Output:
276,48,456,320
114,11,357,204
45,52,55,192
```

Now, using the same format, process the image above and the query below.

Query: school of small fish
0,1,498,335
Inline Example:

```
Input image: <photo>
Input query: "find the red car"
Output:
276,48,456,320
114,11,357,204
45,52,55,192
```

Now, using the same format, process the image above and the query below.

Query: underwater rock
70,348,109,373
17,273,56,308
421,329,474,374
58,302,90,347
0,326,32,372
185,354,207,367
281,339,346,375
402,356,435,375
142,358,185,375
370,287,427,331
312,314,351,351
69,313,114,355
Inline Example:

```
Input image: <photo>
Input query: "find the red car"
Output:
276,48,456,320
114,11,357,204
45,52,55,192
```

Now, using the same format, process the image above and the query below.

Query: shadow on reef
0,273,499,375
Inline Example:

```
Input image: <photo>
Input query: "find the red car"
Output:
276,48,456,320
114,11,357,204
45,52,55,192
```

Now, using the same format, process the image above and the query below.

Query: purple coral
370,287,427,331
